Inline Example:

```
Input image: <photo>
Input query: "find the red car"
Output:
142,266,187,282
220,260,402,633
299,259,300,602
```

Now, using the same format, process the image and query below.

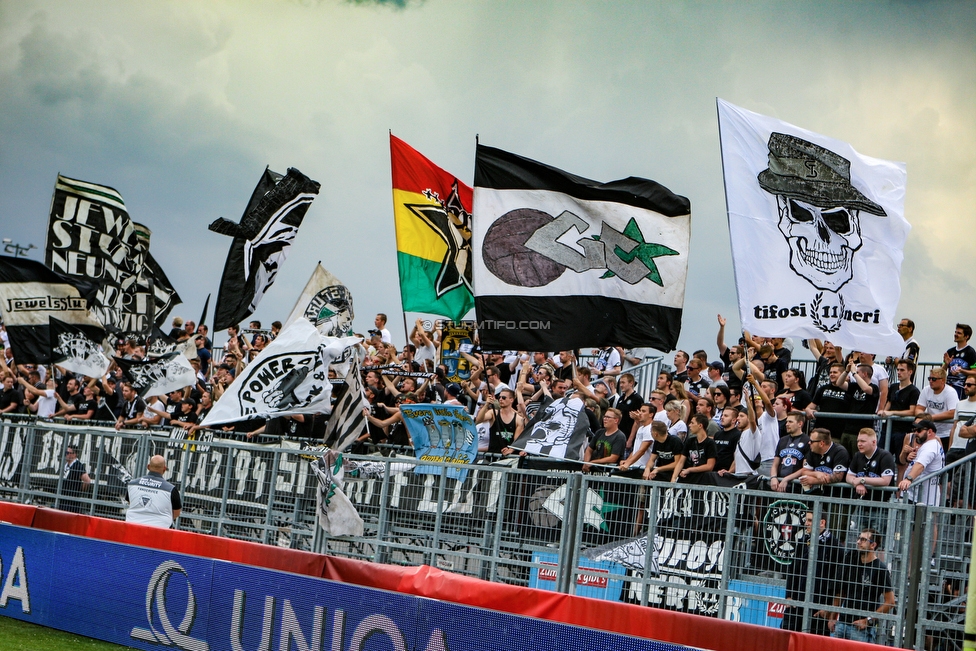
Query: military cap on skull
758,133,886,216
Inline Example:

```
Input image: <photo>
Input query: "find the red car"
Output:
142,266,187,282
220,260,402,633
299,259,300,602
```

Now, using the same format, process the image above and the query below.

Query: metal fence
1,416,973,648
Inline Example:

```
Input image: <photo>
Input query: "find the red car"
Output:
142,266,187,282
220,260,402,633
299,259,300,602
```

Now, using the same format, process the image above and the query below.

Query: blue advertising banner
528,551,626,602
728,579,786,628
0,523,691,651
400,404,479,481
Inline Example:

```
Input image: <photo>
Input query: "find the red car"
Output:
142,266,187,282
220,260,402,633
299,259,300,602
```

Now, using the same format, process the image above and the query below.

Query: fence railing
1,416,972,649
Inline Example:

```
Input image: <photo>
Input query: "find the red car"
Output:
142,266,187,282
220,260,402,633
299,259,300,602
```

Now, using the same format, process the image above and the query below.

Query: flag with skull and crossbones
717,99,909,357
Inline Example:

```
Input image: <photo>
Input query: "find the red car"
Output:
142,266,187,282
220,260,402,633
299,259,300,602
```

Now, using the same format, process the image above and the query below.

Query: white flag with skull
201,318,360,427
717,99,909,357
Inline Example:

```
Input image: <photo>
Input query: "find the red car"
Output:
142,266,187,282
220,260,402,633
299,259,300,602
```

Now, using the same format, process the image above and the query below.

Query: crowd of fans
2,313,975,504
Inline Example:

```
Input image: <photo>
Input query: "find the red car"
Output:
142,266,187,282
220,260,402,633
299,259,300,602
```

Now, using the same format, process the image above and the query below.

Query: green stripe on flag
397,251,474,321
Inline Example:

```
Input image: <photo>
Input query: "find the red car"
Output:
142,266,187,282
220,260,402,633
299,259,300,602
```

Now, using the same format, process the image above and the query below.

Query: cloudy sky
0,0,973,361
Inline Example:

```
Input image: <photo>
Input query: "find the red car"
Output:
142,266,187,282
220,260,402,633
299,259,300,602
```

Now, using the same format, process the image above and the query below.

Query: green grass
0,616,137,650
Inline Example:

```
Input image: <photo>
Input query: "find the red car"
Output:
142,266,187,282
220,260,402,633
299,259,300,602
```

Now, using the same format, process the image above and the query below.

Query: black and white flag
323,349,368,452
717,99,908,356
0,256,102,364
45,176,181,335
210,167,321,331
472,145,690,351
50,317,110,377
115,352,196,398
284,263,355,337
201,318,360,427
509,394,591,461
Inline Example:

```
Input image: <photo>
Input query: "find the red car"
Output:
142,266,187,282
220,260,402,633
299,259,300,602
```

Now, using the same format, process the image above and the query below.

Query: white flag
717,99,909,357
201,318,360,427
283,263,354,337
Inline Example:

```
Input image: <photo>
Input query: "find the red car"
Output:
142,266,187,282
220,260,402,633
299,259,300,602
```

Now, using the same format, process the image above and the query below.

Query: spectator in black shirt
583,408,626,473
781,369,812,411
713,406,742,473
845,428,896,517
63,385,98,422
770,412,811,493
0,374,24,415
836,361,879,455
880,359,922,463
799,428,851,495
674,413,717,482
805,363,849,440
821,528,894,644
643,419,684,482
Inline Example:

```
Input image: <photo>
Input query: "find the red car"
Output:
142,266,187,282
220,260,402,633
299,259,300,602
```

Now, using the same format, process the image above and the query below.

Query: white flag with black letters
717,99,909,356
201,318,360,427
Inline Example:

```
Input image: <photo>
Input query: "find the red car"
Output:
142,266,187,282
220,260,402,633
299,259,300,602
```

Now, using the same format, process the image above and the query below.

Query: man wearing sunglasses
819,528,894,644
915,367,957,449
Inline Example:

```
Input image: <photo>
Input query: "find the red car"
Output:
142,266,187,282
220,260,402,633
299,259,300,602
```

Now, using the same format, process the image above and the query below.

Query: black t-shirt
764,355,789,391
174,410,198,424
844,382,879,433
807,354,834,395
804,442,851,476
812,384,849,437
720,348,744,391
682,435,717,469
686,377,710,398
835,554,893,623
786,389,812,411
946,345,976,397
649,434,684,481
774,433,810,478
887,383,921,435
848,447,897,501
120,397,147,421
0,388,24,413
713,427,741,472
616,391,643,440
77,398,97,418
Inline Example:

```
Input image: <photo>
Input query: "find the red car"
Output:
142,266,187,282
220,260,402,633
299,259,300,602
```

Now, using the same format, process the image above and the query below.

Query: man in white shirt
374,313,392,344
947,378,976,465
19,376,58,418
899,419,945,506
617,403,655,476
915,367,958,448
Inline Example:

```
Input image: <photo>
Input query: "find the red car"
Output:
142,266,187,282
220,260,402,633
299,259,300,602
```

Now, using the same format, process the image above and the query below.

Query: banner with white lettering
45,176,182,335
201,319,360,427
717,99,908,356
0,256,102,364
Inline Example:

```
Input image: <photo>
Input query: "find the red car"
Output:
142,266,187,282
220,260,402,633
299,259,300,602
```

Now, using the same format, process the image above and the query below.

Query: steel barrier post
905,504,928,648
640,484,661,608
556,472,581,595
373,456,392,564
429,465,448,567
488,465,510,583
717,488,738,620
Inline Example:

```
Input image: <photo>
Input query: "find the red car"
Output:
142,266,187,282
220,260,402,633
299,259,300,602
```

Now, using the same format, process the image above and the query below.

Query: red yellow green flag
390,134,474,321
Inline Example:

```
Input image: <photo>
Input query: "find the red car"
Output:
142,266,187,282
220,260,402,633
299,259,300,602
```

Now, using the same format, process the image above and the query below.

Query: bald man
125,455,182,528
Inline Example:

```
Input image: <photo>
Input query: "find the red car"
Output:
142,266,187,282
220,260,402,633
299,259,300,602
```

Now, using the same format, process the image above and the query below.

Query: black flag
0,256,102,364
199,293,211,328
210,168,321,331
49,317,109,377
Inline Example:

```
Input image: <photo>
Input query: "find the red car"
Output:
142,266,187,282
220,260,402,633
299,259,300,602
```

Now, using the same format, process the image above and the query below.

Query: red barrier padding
0,501,36,527
0,501,887,651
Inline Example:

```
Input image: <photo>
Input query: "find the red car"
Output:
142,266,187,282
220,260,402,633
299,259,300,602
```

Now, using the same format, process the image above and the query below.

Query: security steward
125,455,182,528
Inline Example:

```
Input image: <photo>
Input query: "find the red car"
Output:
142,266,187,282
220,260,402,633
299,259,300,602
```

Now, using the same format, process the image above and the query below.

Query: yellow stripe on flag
393,188,447,263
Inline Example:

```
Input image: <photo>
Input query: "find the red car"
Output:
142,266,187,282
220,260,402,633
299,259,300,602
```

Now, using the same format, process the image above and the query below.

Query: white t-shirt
916,386,959,440
757,411,780,461
733,427,763,475
594,348,622,373
36,389,57,418
632,424,654,469
950,397,976,450
870,363,889,388
907,438,945,506
380,328,392,344
666,419,688,442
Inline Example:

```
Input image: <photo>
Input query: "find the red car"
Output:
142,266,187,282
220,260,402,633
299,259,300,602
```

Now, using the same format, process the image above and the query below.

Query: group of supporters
2,312,976,507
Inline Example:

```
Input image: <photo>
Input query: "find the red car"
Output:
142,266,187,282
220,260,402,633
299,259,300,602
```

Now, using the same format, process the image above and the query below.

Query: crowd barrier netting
1,415,973,649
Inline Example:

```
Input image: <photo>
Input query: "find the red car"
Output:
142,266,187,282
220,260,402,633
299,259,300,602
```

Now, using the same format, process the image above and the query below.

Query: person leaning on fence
616,403,655,478
845,428,896,498
672,413,717,483
582,407,626,473
770,412,810,493
641,419,684,482
783,510,843,635
819,527,895,644
798,428,850,495
115,382,146,431
898,418,945,506
125,454,182,529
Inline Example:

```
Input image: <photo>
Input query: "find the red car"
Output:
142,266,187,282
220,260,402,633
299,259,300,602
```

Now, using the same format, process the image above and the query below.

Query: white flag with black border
717,99,909,356
201,318,360,427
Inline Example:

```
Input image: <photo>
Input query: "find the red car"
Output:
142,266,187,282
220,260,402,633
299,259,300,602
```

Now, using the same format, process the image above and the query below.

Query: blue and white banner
399,403,479,482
